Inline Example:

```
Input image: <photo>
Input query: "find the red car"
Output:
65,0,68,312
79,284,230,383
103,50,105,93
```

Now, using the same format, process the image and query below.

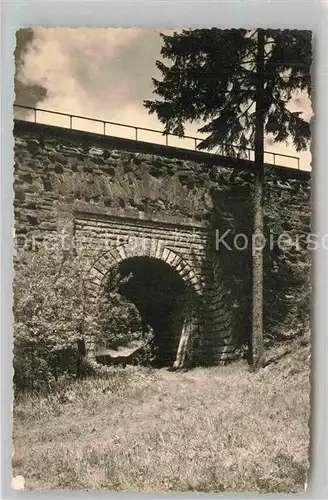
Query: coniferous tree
144,29,311,155
144,28,312,370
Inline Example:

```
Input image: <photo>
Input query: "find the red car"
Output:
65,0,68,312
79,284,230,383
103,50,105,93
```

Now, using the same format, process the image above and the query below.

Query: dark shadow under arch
107,256,192,367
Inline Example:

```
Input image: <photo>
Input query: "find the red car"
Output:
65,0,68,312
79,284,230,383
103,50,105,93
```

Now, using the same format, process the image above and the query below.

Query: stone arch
83,237,203,367
84,237,203,299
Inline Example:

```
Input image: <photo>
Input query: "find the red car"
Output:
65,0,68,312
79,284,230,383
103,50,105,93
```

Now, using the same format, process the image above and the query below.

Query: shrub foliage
13,249,157,392
13,249,90,391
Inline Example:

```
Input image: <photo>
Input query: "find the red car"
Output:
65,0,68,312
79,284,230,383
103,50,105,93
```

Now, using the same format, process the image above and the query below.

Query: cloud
15,28,167,122
15,28,312,170
14,29,47,109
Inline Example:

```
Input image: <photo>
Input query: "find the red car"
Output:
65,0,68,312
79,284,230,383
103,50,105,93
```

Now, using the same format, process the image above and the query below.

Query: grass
12,335,310,493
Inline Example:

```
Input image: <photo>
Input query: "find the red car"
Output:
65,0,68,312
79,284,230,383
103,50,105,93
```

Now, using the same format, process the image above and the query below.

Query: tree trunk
252,28,265,371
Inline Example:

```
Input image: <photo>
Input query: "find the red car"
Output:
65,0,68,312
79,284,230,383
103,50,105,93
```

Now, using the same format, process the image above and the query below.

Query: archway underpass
102,257,195,368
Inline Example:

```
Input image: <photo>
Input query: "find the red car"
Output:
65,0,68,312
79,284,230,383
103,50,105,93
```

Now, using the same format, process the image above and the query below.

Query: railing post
13,105,302,171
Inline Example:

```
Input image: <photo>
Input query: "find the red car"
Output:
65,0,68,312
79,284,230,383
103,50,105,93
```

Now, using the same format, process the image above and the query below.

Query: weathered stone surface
13,121,311,366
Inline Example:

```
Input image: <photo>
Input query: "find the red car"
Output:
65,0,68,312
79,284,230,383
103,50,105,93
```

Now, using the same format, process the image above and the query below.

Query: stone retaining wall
13,121,311,365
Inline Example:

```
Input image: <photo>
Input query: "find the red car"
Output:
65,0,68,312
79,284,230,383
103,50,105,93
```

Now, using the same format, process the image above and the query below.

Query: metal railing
13,104,301,170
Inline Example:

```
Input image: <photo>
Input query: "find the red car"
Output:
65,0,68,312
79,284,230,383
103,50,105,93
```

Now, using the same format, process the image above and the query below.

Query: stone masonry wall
13,121,311,364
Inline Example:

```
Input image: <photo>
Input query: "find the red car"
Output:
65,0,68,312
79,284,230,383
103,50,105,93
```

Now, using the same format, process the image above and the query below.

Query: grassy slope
12,335,310,493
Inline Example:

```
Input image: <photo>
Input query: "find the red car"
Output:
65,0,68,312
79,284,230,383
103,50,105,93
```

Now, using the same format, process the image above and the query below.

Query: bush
96,289,144,350
13,249,91,392
13,249,158,392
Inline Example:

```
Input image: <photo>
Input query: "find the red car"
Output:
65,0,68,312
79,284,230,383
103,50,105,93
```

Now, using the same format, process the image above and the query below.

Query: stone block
13,124,311,367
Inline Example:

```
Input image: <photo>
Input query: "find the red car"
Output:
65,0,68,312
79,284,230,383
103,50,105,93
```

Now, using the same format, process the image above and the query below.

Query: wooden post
173,302,193,369
252,28,265,371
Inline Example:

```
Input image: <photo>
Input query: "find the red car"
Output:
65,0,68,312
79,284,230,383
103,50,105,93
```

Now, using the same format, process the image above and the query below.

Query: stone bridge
13,119,311,367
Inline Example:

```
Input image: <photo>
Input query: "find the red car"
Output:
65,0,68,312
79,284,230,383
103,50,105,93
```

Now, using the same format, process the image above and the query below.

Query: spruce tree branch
236,100,255,122
216,61,256,68
240,60,257,65
225,84,255,107
209,85,255,124
233,75,252,82
272,96,303,118
264,49,274,60
247,29,258,40
244,47,258,59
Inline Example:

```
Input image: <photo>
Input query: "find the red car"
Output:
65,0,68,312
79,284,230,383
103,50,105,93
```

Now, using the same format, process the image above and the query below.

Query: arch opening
102,256,191,367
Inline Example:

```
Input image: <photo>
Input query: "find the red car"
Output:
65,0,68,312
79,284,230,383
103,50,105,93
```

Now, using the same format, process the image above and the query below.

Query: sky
14,28,312,170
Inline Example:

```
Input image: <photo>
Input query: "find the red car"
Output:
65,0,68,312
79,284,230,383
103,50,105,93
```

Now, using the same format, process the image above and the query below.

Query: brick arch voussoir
87,239,203,297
